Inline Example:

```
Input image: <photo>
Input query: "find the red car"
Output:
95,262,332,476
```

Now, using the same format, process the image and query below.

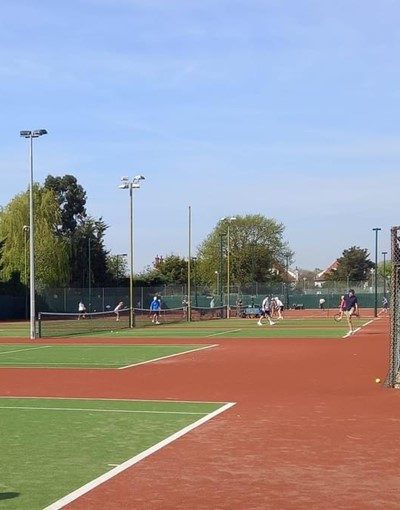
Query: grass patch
0,397,227,509
0,344,211,369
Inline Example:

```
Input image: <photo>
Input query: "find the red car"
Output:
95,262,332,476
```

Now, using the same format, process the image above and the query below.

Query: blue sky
0,0,399,272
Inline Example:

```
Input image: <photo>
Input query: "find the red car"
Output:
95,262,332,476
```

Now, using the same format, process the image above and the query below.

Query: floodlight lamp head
20,130,31,138
118,184,129,189
121,176,128,181
33,129,48,136
133,175,145,181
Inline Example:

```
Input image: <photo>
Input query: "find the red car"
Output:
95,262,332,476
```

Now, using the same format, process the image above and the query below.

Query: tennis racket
333,313,342,322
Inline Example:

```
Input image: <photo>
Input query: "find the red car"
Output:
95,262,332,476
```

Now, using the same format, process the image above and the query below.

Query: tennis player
78,300,86,320
343,289,359,337
274,297,284,320
257,296,275,326
114,301,124,321
150,296,161,324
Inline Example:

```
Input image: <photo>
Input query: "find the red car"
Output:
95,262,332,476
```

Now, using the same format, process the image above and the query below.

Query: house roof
315,260,339,281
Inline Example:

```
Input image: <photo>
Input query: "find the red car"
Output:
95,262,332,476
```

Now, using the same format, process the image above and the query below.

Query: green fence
0,281,386,320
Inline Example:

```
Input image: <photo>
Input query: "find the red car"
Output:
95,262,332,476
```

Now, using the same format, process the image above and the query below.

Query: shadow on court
0,492,20,501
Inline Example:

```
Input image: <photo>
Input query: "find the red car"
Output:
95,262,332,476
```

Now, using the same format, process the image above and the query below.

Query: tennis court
0,314,397,509
0,315,369,340
0,397,233,509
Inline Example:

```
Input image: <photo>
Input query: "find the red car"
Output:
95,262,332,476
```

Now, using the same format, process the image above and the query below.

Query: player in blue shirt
343,289,359,338
150,296,161,325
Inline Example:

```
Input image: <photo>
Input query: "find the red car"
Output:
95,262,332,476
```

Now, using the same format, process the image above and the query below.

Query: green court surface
0,397,229,510
0,344,211,369
0,317,368,340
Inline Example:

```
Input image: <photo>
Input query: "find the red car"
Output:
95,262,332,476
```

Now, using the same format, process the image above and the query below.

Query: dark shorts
261,309,271,317
151,310,160,316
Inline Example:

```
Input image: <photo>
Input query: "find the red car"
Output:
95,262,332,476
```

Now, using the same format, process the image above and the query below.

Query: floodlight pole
219,234,226,306
20,129,47,340
188,205,192,322
373,227,381,318
382,251,388,298
88,236,91,312
285,253,290,310
119,176,145,327
221,217,237,318
23,225,29,319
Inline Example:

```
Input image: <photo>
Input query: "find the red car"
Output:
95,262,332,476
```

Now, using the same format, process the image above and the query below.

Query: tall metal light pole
373,227,381,317
188,205,192,322
219,233,226,306
20,129,48,340
382,250,388,299
119,175,145,326
285,253,290,309
88,236,92,312
23,225,29,320
221,217,237,318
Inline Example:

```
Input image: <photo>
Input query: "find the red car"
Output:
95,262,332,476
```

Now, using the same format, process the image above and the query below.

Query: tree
69,217,110,287
327,246,374,282
154,254,188,284
195,214,292,286
107,254,128,284
44,174,87,235
0,187,70,286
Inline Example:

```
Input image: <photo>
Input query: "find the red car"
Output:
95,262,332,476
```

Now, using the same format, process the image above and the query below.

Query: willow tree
196,214,292,286
0,186,70,286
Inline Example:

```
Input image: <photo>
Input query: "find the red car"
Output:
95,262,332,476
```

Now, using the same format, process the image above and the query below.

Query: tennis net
190,306,227,321
133,307,187,327
38,308,131,338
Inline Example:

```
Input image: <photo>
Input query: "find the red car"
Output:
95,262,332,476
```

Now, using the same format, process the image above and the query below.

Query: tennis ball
375,378,381,384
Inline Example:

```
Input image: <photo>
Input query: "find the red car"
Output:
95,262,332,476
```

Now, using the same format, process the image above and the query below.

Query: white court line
118,344,218,370
43,401,236,510
0,345,52,355
362,320,375,327
206,329,241,337
0,406,207,415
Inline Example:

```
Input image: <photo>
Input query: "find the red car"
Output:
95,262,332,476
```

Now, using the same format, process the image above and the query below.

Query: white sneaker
156,321,160,325
257,321,262,326
269,321,276,326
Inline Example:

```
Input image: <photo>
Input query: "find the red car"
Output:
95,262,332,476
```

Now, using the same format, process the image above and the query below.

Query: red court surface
2,316,400,509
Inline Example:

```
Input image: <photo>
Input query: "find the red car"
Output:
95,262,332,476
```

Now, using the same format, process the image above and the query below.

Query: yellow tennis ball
375,378,381,384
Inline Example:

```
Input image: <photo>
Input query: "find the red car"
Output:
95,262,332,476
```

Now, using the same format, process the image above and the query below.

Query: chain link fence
388,227,400,387
0,279,386,320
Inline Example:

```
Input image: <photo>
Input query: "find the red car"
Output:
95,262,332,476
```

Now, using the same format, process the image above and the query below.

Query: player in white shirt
257,296,275,326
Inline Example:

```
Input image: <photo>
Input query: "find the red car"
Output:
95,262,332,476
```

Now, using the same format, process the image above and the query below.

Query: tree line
0,174,385,290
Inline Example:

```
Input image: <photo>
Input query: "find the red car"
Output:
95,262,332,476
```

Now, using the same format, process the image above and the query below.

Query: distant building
314,260,339,287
